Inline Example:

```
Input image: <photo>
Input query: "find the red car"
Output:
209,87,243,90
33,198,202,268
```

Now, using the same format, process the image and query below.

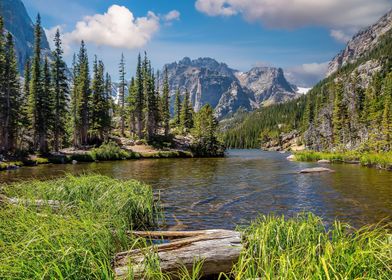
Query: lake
1,149,391,230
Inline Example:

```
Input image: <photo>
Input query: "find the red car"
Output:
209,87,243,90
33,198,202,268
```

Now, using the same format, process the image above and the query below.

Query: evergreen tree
174,88,182,126
1,33,22,152
42,56,52,151
118,53,126,136
302,95,313,132
0,17,5,151
75,41,90,146
180,89,193,132
143,54,158,140
381,73,392,149
51,29,69,152
90,57,107,142
103,72,112,140
28,14,50,153
127,77,137,137
70,54,79,147
161,67,170,136
135,53,144,138
332,81,344,145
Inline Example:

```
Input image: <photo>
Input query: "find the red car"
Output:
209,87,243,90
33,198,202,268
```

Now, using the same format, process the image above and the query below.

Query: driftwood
114,229,242,279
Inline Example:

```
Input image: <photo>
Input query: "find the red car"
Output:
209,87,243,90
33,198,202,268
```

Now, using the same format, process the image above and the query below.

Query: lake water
1,149,391,230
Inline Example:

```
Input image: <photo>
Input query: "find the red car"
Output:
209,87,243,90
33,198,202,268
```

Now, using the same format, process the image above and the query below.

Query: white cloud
330,29,352,43
164,10,181,22
285,62,329,87
60,5,160,50
195,0,392,40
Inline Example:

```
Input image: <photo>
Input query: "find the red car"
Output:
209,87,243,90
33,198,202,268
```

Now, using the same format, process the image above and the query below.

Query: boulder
135,140,143,145
317,159,331,164
299,167,334,174
286,155,296,161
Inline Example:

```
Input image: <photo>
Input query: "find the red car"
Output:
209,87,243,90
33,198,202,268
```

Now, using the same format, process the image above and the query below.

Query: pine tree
302,95,313,131
0,17,6,152
29,14,50,153
103,72,112,140
381,73,392,149
332,81,344,145
51,29,69,152
41,56,52,152
180,89,193,132
76,41,90,146
174,88,182,126
144,54,158,140
1,33,22,152
161,67,170,136
135,53,144,139
70,54,79,147
118,53,126,136
90,57,107,142
127,77,137,137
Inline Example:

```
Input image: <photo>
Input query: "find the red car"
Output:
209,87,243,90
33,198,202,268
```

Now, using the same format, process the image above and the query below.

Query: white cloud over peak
52,5,161,51
330,29,352,43
164,10,181,22
285,62,329,87
195,0,392,42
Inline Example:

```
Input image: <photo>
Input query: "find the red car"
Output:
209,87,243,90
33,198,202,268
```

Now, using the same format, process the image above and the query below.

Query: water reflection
0,150,391,229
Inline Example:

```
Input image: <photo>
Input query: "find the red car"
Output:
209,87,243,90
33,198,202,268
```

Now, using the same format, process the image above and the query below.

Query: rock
135,140,143,145
317,159,331,164
160,57,300,120
286,155,296,161
299,167,334,174
72,160,78,164
327,10,392,76
127,140,135,146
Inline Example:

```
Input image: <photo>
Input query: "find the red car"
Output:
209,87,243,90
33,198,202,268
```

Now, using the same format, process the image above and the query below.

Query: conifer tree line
224,29,392,151
0,14,222,156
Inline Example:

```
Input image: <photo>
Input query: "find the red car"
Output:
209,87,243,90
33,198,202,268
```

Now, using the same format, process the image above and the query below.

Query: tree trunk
114,229,242,279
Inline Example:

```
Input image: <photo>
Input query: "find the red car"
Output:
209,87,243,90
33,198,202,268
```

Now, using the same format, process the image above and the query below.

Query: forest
0,15,224,160
223,29,392,153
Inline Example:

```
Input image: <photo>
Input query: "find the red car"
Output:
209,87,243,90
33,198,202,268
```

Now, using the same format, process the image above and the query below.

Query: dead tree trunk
114,229,242,279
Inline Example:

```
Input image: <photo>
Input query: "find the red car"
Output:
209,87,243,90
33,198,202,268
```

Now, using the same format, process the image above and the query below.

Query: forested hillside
224,24,392,152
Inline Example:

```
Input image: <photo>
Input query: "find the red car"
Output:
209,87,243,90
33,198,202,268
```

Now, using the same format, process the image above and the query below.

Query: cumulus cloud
59,5,160,50
285,62,329,87
195,0,392,42
164,10,181,22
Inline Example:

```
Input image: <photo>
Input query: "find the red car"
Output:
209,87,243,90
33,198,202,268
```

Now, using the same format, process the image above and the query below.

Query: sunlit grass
294,151,392,169
228,213,392,280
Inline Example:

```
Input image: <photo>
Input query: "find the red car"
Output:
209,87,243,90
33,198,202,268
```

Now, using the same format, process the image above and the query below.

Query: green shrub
90,141,133,161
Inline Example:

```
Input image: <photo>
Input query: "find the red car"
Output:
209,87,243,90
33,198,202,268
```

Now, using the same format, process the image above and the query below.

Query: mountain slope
0,0,51,72
163,57,299,119
224,10,392,151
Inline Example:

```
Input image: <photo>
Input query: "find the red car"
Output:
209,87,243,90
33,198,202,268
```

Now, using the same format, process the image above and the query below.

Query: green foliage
0,174,158,279
191,104,225,157
230,213,392,280
89,141,134,161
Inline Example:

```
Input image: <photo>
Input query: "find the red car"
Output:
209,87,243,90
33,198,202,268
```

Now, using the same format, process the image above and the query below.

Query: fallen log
114,229,242,279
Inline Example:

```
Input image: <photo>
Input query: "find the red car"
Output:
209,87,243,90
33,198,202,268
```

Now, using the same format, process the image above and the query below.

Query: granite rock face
162,57,299,119
327,9,392,76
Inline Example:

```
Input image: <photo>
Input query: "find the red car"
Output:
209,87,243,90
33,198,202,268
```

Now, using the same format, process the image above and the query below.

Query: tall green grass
90,141,138,161
230,213,392,280
0,174,159,279
294,151,392,170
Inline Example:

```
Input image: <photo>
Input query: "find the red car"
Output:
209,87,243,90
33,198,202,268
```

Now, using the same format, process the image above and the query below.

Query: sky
23,0,392,87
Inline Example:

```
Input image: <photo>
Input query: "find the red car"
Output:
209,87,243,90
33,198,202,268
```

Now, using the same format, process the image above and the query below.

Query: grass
0,174,159,279
294,151,392,170
229,213,392,280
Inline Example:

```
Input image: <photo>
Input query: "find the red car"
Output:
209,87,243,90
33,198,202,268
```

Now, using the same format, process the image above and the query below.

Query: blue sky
23,0,392,87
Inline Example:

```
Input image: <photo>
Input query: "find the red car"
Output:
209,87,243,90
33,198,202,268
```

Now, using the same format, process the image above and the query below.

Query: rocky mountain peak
327,9,392,76
162,57,300,119
0,0,52,73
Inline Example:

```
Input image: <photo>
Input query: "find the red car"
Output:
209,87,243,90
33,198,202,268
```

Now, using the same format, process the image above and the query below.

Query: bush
89,141,134,161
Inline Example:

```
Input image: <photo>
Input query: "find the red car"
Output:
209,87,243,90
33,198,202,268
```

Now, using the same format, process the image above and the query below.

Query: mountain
327,9,392,76
223,9,392,151
0,0,52,73
162,57,299,119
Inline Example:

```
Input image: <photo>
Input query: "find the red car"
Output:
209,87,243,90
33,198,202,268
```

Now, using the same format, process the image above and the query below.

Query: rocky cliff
327,9,392,76
163,57,299,119
0,0,51,73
